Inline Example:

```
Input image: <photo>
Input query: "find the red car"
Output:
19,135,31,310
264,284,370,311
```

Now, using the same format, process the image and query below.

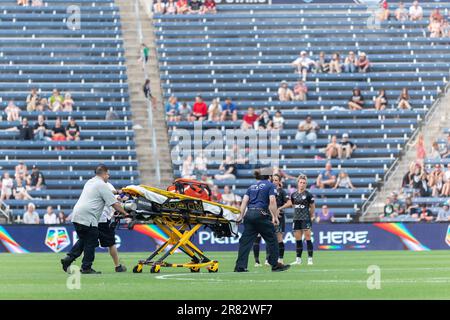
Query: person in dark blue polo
234,168,290,272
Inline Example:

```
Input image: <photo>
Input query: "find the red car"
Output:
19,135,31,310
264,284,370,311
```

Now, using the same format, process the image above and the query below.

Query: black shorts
275,215,286,233
98,220,116,247
293,219,312,231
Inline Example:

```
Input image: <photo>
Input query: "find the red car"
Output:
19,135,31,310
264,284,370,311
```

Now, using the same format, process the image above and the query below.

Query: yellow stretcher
119,185,240,274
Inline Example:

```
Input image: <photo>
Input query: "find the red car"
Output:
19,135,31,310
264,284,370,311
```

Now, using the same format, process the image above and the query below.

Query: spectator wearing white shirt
436,203,450,222
409,1,423,21
23,203,40,224
43,206,57,224
278,81,294,101
221,185,236,206
292,51,316,81
272,110,285,130
1,172,14,201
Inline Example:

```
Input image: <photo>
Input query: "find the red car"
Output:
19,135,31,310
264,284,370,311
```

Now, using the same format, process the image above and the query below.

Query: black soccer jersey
291,190,315,220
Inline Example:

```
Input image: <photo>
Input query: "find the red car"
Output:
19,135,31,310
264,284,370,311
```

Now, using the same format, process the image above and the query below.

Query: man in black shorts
277,174,315,265
98,182,127,272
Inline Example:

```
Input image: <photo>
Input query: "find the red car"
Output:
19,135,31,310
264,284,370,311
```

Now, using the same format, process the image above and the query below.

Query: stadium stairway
364,85,450,219
116,0,173,187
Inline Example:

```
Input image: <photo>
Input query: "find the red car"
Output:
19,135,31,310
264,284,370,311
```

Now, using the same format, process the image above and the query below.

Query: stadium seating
153,3,449,219
0,0,138,219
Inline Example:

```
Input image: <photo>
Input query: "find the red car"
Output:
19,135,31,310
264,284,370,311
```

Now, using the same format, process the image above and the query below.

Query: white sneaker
278,258,284,264
254,262,262,267
291,258,302,265
307,258,313,265
264,260,270,266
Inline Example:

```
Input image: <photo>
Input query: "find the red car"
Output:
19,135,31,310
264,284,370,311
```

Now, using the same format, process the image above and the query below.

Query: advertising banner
270,0,446,4
1,223,449,253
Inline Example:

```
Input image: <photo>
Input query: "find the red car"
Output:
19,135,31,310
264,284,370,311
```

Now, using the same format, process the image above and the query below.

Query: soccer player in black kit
277,174,315,265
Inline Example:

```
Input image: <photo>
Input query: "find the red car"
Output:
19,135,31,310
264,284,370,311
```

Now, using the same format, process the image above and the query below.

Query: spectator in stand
419,171,431,197
316,161,337,189
329,52,342,74
241,107,258,130
408,1,423,21
272,110,285,130
202,0,216,14
62,93,74,112
26,88,40,112
0,172,14,201
220,97,238,121
44,206,57,224
292,51,316,81
14,161,28,181
316,205,335,223
377,0,390,22
402,161,416,188
409,133,426,161
278,80,294,101
344,51,357,73
193,152,208,180
39,98,50,111
339,133,357,159
13,177,33,200
141,43,150,64
429,141,441,160
176,0,189,14
208,98,222,121
381,197,396,219
442,165,450,196
57,211,68,224
348,88,365,111
188,0,203,14
66,117,80,141
428,17,442,38
210,185,222,203
33,114,51,141
51,117,66,149
356,52,370,73
221,185,236,206
416,204,434,222
143,79,158,107
429,164,444,197
23,203,40,224
5,100,20,121
181,155,195,179
214,156,237,180
441,134,450,158
395,1,408,22
436,202,450,221
404,195,418,216
165,95,180,121
325,135,340,159
293,80,308,101
27,165,46,190
315,51,330,73
429,8,443,23
178,102,192,121
153,0,166,14
256,108,273,130
441,19,450,38
190,95,208,121
397,88,411,110
375,89,388,111
17,0,28,6
49,89,64,112
334,171,355,189
166,0,177,14
6,117,34,140
295,115,319,148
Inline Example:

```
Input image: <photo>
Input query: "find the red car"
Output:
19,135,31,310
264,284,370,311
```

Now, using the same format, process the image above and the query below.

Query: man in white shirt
43,206,57,224
292,51,316,81
23,202,39,224
97,182,127,272
409,1,423,21
436,203,450,222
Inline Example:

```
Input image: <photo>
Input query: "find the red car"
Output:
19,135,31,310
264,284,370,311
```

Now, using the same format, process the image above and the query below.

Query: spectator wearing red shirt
190,95,208,121
176,0,189,14
241,107,258,130
202,0,217,14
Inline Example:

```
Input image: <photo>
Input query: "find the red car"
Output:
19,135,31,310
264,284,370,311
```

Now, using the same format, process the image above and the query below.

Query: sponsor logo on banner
198,231,241,245
45,227,70,253
318,230,369,249
215,0,269,4
446,225,450,247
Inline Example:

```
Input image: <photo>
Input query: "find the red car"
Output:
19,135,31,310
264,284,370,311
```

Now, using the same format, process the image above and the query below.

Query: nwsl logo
45,227,71,253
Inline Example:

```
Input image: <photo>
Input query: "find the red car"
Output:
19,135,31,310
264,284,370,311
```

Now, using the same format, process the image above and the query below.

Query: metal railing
0,200,11,223
134,0,161,184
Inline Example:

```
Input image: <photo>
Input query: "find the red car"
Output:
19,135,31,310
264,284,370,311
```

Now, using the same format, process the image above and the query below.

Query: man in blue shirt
234,168,290,272
316,161,337,189
220,97,238,121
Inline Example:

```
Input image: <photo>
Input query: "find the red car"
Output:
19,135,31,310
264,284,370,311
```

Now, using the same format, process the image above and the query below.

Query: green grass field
0,250,449,300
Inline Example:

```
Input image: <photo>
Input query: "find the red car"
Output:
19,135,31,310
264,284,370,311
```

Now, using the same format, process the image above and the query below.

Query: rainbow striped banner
0,226,29,254
374,222,430,251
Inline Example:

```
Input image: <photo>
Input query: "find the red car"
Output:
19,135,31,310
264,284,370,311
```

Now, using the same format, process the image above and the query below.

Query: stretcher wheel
190,266,200,273
133,264,143,273
207,262,219,273
150,265,161,273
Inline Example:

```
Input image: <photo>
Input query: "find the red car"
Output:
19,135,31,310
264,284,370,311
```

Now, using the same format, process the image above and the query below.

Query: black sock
278,242,285,259
253,237,261,263
296,240,303,258
306,240,313,258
